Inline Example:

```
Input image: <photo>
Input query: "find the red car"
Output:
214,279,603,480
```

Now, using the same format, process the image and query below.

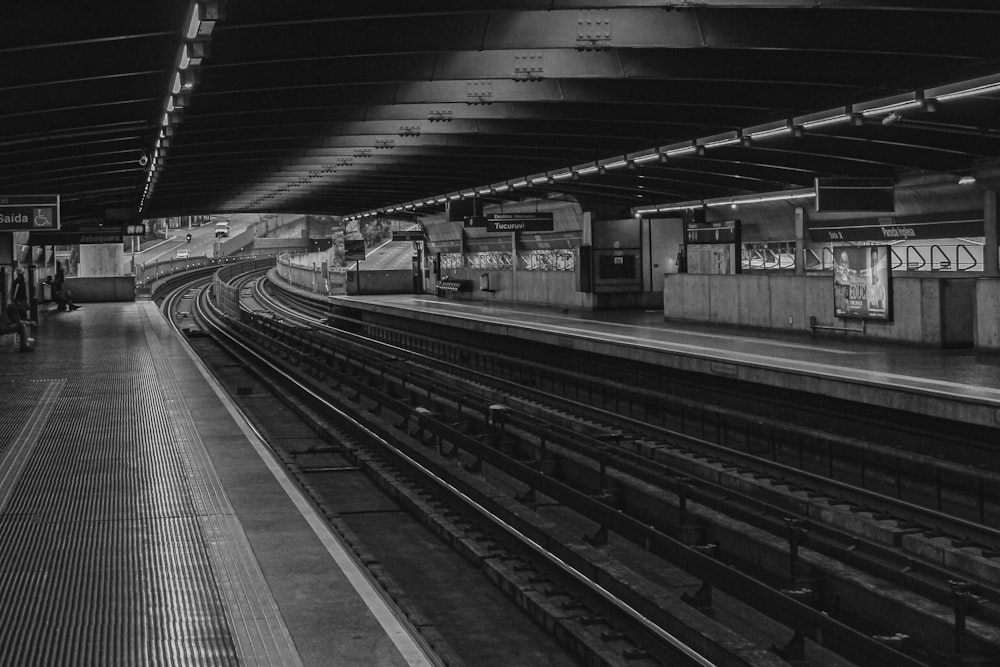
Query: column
794,206,806,276
984,189,999,277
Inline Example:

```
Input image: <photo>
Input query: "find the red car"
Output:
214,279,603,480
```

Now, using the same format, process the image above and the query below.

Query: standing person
11,266,27,312
675,245,687,273
10,266,37,325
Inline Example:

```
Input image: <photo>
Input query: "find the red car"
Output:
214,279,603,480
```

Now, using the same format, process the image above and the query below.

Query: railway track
161,262,1000,666
164,270,694,666
254,274,1000,666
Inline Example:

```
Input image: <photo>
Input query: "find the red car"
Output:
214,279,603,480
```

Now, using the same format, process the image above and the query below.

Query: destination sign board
30,230,124,245
486,212,554,233
0,195,60,231
686,219,740,244
808,210,983,242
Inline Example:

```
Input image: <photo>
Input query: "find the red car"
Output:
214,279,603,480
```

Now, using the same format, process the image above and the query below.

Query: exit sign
0,195,60,230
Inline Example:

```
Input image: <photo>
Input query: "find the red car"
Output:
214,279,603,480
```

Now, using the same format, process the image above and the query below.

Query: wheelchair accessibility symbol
33,208,52,227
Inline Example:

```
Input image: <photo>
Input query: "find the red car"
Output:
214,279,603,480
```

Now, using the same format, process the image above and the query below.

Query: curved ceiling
4,1,1000,228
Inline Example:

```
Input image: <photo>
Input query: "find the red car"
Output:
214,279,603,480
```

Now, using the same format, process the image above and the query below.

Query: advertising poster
833,245,891,320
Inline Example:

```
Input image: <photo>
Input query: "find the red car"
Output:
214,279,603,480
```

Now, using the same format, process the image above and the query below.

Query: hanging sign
486,212,554,233
0,195,60,231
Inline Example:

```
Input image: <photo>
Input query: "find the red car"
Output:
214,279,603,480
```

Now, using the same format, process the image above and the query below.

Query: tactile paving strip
0,304,300,666
139,303,302,666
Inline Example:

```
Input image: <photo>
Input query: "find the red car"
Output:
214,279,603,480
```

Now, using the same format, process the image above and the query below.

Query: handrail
904,246,926,271
957,244,979,271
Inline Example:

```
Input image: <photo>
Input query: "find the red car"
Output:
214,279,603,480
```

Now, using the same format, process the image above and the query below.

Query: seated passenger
43,275,80,311
2,302,34,352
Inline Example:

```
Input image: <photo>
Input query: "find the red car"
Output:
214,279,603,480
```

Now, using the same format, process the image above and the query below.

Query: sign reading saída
0,195,60,231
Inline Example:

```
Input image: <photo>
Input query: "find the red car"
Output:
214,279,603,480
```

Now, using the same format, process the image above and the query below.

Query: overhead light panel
927,73,1000,102
747,122,791,141
799,112,850,130
185,3,201,39
631,152,660,165
855,94,921,117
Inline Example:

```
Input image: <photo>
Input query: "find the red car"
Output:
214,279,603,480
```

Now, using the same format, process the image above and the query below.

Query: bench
436,276,471,294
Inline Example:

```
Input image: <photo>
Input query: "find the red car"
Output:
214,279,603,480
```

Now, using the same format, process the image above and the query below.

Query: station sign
486,212,554,233
808,210,983,242
0,195,60,231
29,230,124,245
686,219,740,244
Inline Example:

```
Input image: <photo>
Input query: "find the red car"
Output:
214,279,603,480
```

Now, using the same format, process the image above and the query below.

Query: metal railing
753,243,984,273
137,253,275,289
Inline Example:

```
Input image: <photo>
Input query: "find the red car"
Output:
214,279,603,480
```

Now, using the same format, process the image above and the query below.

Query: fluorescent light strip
494,184,510,192
186,3,201,40
703,138,739,148
748,126,790,140
552,171,573,180
666,146,697,157
936,82,1000,102
632,153,660,164
604,159,628,170
530,176,548,184
860,100,921,116
801,114,849,129
576,166,599,175
707,191,816,207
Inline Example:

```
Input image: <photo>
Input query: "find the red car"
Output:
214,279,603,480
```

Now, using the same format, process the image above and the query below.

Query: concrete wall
438,268,592,309
976,278,1000,349
347,270,412,295
63,276,135,302
79,244,124,277
664,273,989,348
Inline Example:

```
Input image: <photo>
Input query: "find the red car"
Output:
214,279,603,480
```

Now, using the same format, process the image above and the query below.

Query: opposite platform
0,301,436,666
330,294,1000,429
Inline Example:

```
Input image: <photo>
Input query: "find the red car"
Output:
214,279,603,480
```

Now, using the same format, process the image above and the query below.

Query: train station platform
329,294,1000,430
0,301,436,667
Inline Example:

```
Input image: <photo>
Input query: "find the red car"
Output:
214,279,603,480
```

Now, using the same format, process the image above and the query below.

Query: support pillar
984,190,999,278
794,207,806,275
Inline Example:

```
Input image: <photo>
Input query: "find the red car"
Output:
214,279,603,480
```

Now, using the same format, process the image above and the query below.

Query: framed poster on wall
833,245,891,320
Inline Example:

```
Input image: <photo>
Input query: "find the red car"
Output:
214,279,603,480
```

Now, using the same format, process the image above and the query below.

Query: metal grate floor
0,303,300,666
